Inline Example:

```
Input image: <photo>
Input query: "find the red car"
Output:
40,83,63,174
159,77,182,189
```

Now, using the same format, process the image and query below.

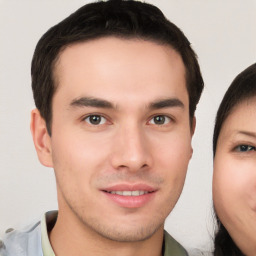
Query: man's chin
86,221,164,243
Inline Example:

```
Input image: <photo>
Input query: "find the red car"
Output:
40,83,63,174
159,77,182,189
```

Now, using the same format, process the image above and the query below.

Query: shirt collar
41,211,57,256
163,230,188,256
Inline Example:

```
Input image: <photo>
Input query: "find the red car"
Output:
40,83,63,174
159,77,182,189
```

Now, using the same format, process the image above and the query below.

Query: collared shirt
0,211,188,256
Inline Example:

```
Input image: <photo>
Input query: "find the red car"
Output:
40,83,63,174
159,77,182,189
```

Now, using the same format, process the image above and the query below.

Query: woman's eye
84,115,107,125
235,145,256,152
149,115,171,125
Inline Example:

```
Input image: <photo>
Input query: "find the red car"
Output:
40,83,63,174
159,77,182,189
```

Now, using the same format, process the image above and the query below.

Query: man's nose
110,125,152,172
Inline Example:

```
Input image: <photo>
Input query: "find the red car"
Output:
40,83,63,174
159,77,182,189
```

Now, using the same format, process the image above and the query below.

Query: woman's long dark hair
213,63,256,256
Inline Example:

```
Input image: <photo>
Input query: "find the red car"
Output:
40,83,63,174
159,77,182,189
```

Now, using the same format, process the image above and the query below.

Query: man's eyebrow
70,97,114,108
237,131,256,139
149,98,184,110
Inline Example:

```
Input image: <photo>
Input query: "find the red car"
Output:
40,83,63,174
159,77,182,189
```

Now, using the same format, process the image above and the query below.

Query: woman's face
213,97,256,256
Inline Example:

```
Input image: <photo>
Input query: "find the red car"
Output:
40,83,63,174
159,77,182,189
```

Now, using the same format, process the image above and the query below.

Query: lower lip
102,191,156,208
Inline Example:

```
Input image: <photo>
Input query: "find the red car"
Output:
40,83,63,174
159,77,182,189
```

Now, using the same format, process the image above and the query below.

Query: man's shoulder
0,221,42,256
164,230,188,256
164,231,213,256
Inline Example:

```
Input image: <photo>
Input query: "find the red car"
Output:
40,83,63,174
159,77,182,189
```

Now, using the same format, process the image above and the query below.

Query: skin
31,37,194,256
213,98,256,256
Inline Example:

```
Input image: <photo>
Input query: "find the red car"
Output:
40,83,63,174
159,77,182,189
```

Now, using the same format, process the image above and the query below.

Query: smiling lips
102,184,157,208
107,190,150,196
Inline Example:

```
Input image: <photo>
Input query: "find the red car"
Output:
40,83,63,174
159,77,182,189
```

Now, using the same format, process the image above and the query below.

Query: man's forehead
55,36,183,69
52,36,188,106
54,37,185,82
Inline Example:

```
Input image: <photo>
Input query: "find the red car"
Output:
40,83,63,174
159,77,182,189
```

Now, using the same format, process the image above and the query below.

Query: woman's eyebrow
237,130,256,139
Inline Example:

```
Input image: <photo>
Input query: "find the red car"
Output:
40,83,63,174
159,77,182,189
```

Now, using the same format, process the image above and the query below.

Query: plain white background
0,0,255,252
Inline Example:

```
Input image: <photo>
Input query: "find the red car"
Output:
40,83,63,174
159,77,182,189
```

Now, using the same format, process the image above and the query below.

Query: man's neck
49,211,164,256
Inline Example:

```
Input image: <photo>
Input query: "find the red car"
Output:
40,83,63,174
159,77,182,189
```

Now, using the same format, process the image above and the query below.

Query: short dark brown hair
31,0,204,134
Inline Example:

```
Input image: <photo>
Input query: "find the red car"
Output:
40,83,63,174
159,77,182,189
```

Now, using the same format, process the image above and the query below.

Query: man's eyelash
81,113,111,125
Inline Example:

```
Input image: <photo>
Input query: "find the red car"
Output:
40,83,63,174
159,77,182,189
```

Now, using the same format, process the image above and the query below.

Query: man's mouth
104,190,153,196
101,185,157,208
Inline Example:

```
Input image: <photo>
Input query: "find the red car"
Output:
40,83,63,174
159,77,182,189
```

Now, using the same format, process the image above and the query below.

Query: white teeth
109,190,149,196
131,191,140,196
123,191,132,196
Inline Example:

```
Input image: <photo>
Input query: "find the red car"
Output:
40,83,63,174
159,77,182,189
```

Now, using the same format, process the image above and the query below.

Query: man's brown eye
154,116,166,125
149,115,171,125
85,115,106,125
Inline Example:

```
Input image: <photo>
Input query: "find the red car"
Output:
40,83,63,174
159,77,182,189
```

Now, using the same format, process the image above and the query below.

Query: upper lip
101,183,157,192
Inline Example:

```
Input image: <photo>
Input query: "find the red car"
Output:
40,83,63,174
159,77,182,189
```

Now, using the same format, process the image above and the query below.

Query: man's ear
190,117,196,159
30,109,53,167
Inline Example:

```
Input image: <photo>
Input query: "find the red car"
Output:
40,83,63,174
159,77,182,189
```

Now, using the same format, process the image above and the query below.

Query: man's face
38,37,193,242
